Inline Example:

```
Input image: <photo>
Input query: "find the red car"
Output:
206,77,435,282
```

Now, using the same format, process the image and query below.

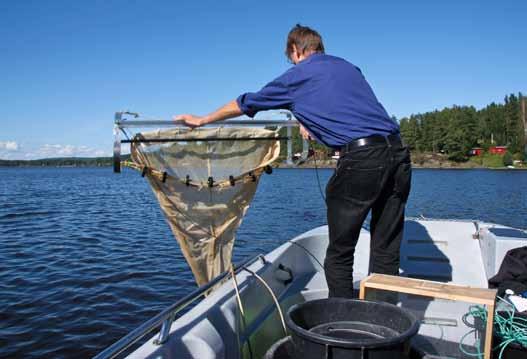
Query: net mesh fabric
130,127,280,285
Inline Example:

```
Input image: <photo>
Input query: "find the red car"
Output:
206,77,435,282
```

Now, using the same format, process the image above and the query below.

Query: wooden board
359,274,496,305
359,274,497,359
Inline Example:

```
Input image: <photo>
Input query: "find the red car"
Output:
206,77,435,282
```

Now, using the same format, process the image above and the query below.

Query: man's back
237,53,399,147
175,24,411,301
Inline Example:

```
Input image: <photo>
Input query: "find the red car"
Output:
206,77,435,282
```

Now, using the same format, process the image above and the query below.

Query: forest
399,93,525,162
279,93,525,166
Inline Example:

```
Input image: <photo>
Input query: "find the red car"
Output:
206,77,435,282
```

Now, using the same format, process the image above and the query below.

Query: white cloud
0,142,110,160
0,141,19,151
0,141,22,160
34,144,109,158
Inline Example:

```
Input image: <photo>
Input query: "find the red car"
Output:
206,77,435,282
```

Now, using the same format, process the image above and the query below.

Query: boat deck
95,219,527,359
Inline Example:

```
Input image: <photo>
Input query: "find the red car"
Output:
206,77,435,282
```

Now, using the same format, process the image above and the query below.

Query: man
175,24,411,299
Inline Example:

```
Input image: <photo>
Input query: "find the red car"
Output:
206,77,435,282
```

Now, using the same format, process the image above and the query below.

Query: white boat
95,218,527,359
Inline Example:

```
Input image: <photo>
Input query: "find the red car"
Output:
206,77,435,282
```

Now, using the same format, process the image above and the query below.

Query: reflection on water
0,167,525,357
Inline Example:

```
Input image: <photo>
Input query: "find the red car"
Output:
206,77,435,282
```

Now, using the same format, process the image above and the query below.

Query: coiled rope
459,296,527,358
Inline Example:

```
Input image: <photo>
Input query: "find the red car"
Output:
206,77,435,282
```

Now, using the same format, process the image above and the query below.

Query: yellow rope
230,263,253,359
242,267,288,337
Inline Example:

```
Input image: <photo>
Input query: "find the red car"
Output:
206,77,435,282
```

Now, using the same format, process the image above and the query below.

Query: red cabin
489,146,508,155
470,148,483,156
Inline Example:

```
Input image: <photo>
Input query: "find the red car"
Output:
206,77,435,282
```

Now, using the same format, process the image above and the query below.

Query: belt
341,134,402,154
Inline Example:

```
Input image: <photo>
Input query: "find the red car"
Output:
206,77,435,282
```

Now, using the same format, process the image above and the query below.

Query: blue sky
1,0,526,159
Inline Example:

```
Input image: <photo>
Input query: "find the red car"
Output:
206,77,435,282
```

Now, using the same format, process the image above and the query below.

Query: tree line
0,157,114,167
399,93,525,161
278,93,525,163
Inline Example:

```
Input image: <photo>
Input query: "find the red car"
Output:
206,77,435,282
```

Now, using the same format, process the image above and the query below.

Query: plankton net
114,113,306,286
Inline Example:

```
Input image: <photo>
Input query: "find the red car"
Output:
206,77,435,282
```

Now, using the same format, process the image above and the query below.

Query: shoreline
277,159,526,170
278,165,527,170
1,163,526,170
3,152,523,170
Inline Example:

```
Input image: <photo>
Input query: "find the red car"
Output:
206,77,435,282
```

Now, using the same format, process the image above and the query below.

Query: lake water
0,167,526,357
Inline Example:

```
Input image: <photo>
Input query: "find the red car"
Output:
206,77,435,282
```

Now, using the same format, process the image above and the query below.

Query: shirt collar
299,52,325,65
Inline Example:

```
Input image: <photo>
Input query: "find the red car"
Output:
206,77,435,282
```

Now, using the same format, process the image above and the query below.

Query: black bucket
286,298,420,359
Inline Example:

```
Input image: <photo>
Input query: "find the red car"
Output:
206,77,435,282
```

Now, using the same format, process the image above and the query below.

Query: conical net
128,127,280,286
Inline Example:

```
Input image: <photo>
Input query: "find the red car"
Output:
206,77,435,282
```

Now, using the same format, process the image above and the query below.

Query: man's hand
172,114,206,129
173,100,243,129
299,124,312,140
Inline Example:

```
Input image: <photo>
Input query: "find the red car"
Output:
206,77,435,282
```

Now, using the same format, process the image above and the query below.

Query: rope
288,241,325,271
459,296,527,358
459,305,487,358
311,144,327,203
229,264,288,358
242,267,288,337
230,263,253,359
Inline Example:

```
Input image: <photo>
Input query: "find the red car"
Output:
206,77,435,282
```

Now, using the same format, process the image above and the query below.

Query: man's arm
173,100,242,128
174,71,293,128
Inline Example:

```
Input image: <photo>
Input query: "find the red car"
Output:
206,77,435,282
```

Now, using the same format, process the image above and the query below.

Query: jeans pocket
328,161,384,202
394,162,412,202
346,166,384,202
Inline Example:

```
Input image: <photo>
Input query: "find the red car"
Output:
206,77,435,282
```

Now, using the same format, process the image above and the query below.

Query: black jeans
325,140,412,298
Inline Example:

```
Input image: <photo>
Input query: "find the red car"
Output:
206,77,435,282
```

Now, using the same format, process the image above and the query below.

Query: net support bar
113,111,309,173
121,136,290,143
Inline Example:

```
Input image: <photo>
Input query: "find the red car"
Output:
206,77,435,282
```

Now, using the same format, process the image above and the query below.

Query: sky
1,0,526,160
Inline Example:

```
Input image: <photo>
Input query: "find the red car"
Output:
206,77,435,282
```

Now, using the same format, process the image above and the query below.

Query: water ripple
0,167,525,357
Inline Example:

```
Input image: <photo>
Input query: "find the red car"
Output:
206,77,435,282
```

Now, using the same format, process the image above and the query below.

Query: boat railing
93,254,266,359
113,111,310,173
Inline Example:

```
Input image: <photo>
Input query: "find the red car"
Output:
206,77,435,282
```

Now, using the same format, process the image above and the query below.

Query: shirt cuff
236,93,258,118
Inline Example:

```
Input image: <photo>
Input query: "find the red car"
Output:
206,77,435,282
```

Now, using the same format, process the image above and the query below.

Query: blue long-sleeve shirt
236,53,399,148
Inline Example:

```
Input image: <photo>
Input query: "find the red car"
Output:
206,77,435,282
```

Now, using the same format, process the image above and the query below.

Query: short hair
285,24,325,60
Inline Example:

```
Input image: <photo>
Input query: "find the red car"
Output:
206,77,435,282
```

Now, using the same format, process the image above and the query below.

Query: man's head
285,24,325,65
